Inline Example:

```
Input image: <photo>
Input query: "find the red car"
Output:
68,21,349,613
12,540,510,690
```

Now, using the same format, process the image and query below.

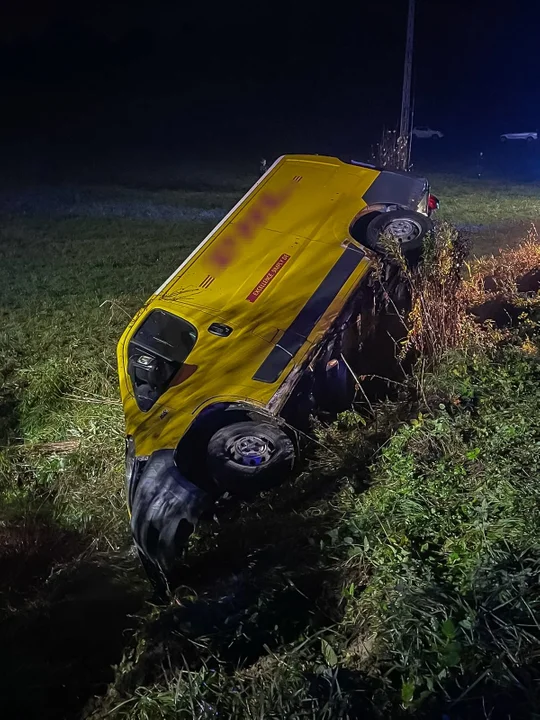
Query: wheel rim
385,218,423,244
230,435,274,466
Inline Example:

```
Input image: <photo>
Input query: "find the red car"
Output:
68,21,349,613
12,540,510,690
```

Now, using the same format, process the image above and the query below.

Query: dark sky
1,0,538,164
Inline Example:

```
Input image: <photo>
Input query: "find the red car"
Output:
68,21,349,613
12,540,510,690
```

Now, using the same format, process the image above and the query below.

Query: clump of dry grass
382,223,480,360
465,224,540,301
380,223,540,363
459,225,540,338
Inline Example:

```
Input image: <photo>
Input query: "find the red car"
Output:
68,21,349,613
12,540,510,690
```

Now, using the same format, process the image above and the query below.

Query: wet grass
87,327,540,720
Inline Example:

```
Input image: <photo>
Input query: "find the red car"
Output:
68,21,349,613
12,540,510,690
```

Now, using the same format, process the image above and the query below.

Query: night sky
1,0,538,170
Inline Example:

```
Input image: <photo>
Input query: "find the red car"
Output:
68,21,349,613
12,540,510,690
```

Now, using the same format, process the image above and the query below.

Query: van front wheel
207,421,295,496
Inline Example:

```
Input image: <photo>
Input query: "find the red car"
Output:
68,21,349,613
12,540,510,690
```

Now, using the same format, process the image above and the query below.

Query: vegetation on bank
85,225,540,719
93,331,540,719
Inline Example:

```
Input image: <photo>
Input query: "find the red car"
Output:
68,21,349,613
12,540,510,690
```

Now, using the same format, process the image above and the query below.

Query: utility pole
399,0,416,170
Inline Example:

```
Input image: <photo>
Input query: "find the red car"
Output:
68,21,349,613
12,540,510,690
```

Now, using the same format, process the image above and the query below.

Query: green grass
430,174,540,257
430,175,540,227
3,170,540,720
40,183,246,210
337,338,540,711
0,217,210,545
89,329,540,719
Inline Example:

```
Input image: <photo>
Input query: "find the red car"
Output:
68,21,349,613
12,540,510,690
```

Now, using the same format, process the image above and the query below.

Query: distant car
412,127,444,140
500,132,537,143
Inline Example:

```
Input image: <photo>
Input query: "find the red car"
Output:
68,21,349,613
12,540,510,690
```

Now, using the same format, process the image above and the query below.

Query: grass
430,174,540,257
2,167,540,719
90,334,540,719
338,338,540,713
0,217,212,546
430,175,540,226
90,233,540,719
0,216,213,718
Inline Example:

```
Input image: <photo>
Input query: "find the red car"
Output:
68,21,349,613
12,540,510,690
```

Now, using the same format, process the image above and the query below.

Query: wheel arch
174,400,298,490
349,203,405,247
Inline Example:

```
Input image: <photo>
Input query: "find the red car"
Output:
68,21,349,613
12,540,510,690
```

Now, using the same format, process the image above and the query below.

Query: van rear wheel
365,210,432,253
207,421,295,496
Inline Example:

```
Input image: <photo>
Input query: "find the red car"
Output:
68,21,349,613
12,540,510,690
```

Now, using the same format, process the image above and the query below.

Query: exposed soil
470,266,540,326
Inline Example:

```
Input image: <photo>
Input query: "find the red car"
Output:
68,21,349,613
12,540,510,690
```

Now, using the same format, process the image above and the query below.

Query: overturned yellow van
117,154,437,578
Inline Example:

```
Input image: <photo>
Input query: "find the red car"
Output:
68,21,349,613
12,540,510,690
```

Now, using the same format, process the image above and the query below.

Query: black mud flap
129,450,211,583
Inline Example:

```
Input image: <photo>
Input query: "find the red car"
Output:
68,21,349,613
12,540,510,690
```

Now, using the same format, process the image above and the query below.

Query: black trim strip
253,246,365,383
362,171,427,208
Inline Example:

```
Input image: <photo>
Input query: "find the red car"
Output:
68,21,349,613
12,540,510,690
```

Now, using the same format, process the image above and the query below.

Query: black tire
501,136,507,143
365,210,432,254
129,450,211,592
527,136,535,143
207,421,296,496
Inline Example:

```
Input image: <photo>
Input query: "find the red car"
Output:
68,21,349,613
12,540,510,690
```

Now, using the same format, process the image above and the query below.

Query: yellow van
117,154,437,578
